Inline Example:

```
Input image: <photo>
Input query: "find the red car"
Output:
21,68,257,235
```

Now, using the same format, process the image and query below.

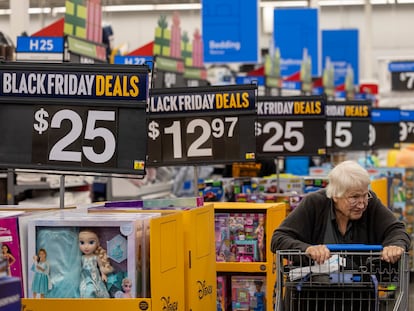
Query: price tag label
370,108,400,149
400,110,414,143
389,61,414,91
326,100,371,152
147,85,257,166
0,62,148,175
256,95,326,156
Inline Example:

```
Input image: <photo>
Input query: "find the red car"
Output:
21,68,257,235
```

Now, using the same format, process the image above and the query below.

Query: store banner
322,29,359,97
273,8,320,89
202,0,259,63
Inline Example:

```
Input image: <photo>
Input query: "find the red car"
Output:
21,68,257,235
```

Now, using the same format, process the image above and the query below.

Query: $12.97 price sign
147,85,257,166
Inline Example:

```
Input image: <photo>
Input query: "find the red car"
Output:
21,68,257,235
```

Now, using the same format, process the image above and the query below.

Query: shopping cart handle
326,244,383,251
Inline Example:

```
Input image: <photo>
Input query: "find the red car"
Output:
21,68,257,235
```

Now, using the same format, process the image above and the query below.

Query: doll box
0,276,21,311
26,212,159,299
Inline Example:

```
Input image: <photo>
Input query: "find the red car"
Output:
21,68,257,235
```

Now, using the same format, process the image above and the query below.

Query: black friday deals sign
147,85,257,166
0,62,149,175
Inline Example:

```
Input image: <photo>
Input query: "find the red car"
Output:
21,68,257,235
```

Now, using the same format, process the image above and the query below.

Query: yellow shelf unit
213,201,287,311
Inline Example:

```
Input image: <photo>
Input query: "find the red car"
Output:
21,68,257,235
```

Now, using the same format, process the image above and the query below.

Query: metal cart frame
274,245,409,311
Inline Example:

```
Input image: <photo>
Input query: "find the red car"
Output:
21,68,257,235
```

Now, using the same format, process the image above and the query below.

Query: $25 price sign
32,105,118,168
147,85,257,166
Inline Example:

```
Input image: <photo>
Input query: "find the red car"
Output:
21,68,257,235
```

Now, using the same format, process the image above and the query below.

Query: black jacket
271,189,411,252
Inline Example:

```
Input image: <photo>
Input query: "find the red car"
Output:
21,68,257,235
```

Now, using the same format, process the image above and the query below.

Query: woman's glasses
345,192,373,206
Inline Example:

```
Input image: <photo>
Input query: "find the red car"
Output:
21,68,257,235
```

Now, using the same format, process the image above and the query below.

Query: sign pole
59,174,65,209
193,166,199,197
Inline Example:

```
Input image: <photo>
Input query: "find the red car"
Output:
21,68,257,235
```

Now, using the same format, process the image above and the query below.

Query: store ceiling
0,0,287,11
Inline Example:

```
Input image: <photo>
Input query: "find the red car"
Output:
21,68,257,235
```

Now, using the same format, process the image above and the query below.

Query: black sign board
326,100,371,152
400,110,414,143
256,95,326,157
152,55,186,88
147,84,257,166
0,62,149,176
370,107,400,150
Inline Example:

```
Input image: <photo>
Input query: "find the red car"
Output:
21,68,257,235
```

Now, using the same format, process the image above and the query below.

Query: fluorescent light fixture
260,1,308,7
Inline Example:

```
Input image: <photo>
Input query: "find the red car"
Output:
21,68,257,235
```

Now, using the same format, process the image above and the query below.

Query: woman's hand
305,245,331,264
382,245,405,264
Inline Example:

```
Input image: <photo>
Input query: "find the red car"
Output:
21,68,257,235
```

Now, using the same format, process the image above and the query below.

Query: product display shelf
213,201,287,311
21,211,185,311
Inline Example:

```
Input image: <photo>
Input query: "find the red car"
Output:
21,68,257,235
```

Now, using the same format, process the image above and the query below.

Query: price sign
370,108,400,149
32,106,117,167
0,62,149,175
389,61,414,91
147,85,257,166
400,110,414,143
153,55,186,88
326,100,371,152
256,95,326,157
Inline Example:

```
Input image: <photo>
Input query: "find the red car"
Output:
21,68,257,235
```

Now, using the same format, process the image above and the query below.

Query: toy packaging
26,211,159,299
0,211,25,295
231,275,266,311
216,275,227,311
215,212,266,262
0,276,22,311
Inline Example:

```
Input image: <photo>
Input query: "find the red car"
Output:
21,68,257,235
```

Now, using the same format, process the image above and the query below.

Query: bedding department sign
0,62,149,176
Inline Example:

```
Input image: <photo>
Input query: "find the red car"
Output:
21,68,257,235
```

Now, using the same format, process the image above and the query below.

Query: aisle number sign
147,85,257,166
256,95,326,156
0,62,149,176
326,100,371,152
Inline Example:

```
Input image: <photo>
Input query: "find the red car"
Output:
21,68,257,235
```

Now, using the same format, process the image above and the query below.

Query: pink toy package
0,212,24,295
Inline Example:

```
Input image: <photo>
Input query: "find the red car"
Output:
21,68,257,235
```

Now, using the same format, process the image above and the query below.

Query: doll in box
31,248,51,298
2,244,16,276
79,228,114,298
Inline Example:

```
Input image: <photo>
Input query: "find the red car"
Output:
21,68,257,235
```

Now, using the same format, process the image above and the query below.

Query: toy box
231,275,266,311
26,211,159,299
216,275,227,311
0,211,25,295
215,212,266,262
0,276,21,311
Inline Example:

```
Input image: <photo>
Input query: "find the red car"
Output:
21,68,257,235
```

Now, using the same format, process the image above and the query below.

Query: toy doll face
123,281,132,293
38,250,47,261
79,231,99,256
1,245,7,253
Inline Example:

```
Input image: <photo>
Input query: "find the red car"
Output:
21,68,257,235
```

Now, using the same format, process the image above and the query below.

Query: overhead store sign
370,107,400,149
0,62,149,176
202,0,259,63
326,100,371,152
16,36,64,62
273,8,320,89
322,29,359,97
256,95,326,157
147,84,257,166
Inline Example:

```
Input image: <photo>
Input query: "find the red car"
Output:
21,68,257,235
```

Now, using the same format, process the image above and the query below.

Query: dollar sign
148,120,160,140
34,108,49,135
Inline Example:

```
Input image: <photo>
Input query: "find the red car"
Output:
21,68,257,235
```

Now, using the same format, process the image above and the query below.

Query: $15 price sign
32,105,118,168
147,85,257,166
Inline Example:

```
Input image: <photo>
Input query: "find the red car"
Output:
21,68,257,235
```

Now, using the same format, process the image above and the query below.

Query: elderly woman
271,160,410,264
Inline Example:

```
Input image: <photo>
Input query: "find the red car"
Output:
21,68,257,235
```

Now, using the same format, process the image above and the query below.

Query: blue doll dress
31,261,50,294
79,255,110,298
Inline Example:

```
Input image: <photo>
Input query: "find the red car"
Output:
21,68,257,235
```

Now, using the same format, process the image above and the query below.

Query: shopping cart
274,244,409,311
